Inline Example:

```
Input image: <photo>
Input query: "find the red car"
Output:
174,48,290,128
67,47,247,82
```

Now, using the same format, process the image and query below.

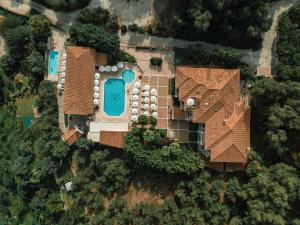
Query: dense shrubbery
150,57,163,67
124,128,204,175
155,0,273,48
34,0,91,11
69,23,119,53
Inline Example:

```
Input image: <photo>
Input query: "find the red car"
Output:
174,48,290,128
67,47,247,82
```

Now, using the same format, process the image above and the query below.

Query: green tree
28,15,52,43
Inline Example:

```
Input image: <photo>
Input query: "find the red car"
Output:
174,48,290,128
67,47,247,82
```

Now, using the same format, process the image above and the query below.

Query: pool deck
95,66,143,125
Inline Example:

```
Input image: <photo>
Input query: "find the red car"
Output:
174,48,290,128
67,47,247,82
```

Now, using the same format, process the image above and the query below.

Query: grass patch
15,95,35,117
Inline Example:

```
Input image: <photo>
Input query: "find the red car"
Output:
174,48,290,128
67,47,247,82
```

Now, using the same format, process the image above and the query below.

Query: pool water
104,79,125,116
122,69,135,83
24,115,33,128
48,50,59,75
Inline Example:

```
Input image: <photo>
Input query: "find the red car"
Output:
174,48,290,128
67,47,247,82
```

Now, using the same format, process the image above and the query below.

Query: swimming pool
24,115,33,128
48,50,59,76
122,69,135,83
104,79,125,116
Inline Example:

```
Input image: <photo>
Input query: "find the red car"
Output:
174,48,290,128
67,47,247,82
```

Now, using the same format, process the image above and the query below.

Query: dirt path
0,36,6,57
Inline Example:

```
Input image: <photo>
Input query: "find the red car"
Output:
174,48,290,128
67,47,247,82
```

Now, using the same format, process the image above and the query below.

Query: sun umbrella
99,65,105,72
57,84,62,90
134,81,141,88
150,96,157,103
117,62,124,69
112,66,118,72
131,108,138,115
94,86,100,92
144,84,150,91
60,78,65,84
95,73,100,79
93,93,100,99
61,66,66,72
105,65,112,72
187,98,195,107
132,101,138,108
131,115,138,122
143,91,149,97
152,112,158,118
62,53,67,60
143,97,150,103
61,60,66,66
93,99,99,105
132,88,139,95
151,88,157,96
143,104,149,110
60,72,65,78
94,80,100,86
150,104,157,111
143,111,149,116
132,95,139,101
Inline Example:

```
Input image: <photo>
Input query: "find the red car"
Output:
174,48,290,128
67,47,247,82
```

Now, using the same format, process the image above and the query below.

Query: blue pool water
48,50,59,75
104,79,125,116
122,69,135,83
24,115,33,128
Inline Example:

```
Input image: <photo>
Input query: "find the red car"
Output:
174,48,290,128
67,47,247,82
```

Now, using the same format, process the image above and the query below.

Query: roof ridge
193,100,223,123
224,102,246,130
211,144,247,162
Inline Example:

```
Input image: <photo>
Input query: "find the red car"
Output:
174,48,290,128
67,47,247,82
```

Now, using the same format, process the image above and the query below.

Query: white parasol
112,65,118,72
93,93,100,99
117,62,124,69
61,66,66,71
131,115,138,122
187,98,195,107
132,95,139,101
95,73,100,79
60,72,65,78
134,81,141,88
132,88,139,95
150,104,157,111
143,91,150,97
143,111,149,116
152,112,158,118
132,101,139,108
143,104,149,110
99,65,105,72
94,86,100,92
151,88,157,96
143,97,150,103
131,108,138,115
105,65,112,72
94,80,100,86
150,96,157,103
144,84,150,91
61,60,66,66
57,84,62,90
60,78,65,84
62,53,67,60
93,99,99,105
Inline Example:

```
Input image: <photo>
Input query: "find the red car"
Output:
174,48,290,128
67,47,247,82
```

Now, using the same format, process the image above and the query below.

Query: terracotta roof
175,67,250,164
63,46,95,115
99,131,127,149
62,129,81,145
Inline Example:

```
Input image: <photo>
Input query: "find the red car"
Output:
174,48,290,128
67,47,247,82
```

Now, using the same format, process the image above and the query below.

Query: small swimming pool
122,69,135,83
104,79,125,116
48,50,59,76
24,115,33,128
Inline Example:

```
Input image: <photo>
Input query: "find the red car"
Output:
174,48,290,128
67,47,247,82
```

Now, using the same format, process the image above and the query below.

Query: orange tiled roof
63,46,96,115
99,131,127,149
62,129,81,145
175,67,250,163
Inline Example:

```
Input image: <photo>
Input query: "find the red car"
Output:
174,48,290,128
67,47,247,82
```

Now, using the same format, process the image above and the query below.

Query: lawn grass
15,95,36,117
